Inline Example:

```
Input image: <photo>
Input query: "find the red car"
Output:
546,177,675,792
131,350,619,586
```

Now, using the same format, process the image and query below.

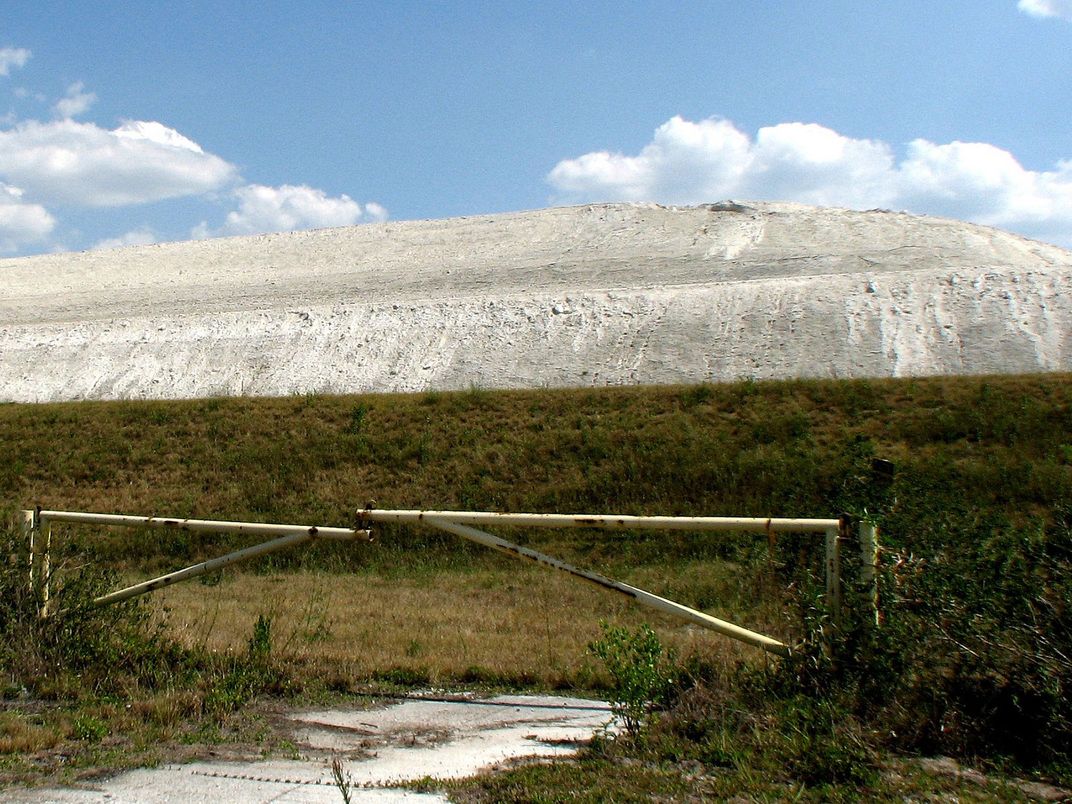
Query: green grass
0,373,1069,796
2,373,1069,568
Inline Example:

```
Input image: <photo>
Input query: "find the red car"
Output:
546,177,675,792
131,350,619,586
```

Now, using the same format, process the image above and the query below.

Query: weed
330,755,354,803
678,383,713,408
248,613,273,663
345,403,369,435
588,622,676,737
73,715,108,743
372,666,432,687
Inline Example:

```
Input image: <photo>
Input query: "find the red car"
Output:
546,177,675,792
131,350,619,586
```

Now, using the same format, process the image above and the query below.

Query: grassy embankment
0,373,1069,797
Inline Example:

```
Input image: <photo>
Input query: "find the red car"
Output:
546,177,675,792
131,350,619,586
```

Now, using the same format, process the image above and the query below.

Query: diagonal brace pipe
424,516,789,657
93,528,371,607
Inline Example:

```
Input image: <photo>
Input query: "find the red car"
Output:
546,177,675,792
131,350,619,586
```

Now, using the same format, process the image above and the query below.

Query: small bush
205,613,287,714
588,622,676,737
72,714,108,743
763,502,1072,785
0,526,189,698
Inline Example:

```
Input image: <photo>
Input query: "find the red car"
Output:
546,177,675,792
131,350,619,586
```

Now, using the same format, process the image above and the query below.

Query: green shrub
72,714,108,743
765,501,1072,784
588,622,676,737
0,526,191,698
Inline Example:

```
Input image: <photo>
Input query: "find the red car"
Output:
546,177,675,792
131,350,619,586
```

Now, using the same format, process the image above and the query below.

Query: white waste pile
2,202,1070,402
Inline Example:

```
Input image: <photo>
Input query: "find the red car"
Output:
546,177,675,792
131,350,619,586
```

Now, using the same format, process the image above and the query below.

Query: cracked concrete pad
6,694,615,803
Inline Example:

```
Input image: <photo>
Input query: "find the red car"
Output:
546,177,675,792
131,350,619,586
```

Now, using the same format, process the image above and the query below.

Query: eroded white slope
1,202,1070,402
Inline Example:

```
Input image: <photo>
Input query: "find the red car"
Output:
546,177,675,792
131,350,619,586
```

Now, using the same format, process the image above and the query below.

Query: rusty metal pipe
425,516,790,657
92,525,366,607
38,510,369,541
362,509,836,534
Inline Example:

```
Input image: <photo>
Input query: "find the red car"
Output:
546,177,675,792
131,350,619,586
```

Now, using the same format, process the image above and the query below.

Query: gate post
838,513,881,632
23,509,37,597
24,507,52,616
824,524,841,626
859,520,880,627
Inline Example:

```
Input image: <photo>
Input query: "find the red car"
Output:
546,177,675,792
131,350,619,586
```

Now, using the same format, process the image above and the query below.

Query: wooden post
24,508,52,617
837,513,882,634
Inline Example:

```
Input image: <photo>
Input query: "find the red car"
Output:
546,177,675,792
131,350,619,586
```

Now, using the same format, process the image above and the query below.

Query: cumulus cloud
194,183,388,238
548,115,1072,246
0,65,383,253
0,47,30,77
91,227,157,250
0,118,236,206
0,182,55,253
1018,0,1072,20
53,81,96,119
363,201,389,222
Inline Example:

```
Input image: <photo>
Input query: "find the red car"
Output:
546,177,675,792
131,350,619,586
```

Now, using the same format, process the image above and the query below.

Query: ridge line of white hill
1,202,1070,402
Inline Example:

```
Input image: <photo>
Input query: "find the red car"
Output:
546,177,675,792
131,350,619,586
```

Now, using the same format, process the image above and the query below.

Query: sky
1,0,1071,257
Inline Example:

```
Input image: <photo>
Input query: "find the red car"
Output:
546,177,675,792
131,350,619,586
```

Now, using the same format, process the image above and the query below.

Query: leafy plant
205,613,286,714
345,403,369,435
588,622,676,737
72,714,108,743
0,526,189,698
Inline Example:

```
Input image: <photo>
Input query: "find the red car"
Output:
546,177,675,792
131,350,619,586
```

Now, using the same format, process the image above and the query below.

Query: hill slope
2,202,1070,402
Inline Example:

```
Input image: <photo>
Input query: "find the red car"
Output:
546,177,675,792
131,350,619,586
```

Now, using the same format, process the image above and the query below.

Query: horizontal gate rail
24,506,870,658
357,508,839,533
23,509,371,613
36,510,370,541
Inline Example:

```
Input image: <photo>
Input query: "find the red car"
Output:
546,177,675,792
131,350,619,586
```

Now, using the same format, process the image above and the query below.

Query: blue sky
2,0,1071,256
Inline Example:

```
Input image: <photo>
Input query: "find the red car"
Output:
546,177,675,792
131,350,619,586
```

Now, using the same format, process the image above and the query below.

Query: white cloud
13,87,45,102
0,182,55,253
547,115,1072,246
195,183,388,237
0,69,386,254
0,118,236,206
0,48,31,77
363,201,389,222
114,120,206,152
1018,0,1072,20
91,227,157,250
53,81,97,119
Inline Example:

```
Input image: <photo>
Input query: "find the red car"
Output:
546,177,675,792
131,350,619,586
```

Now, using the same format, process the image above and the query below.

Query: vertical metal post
859,521,880,626
824,525,841,625
23,509,38,597
40,519,52,617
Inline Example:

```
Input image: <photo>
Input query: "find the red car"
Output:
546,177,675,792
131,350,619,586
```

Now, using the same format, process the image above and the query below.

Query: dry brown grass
150,560,779,689
0,712,70,754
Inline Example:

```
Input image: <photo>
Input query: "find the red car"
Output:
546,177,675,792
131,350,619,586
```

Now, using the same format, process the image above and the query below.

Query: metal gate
23,506,879,657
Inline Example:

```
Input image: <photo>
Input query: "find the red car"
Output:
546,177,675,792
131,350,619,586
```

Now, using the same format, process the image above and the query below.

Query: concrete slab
6,694,616,803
